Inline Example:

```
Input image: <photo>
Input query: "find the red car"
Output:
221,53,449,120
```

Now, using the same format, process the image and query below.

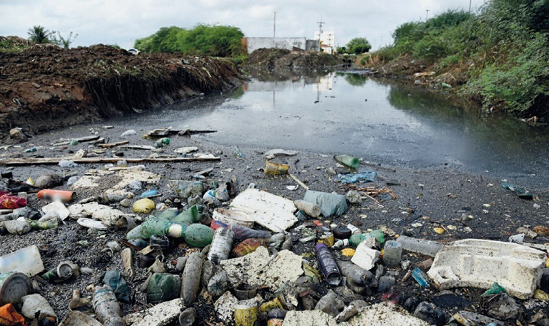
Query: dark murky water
113,70,549,188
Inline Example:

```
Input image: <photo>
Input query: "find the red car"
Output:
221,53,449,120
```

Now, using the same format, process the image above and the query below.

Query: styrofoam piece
41,200,70,221
69,202,128,227
0,245,44,276
229,188,297,232
427,239,546,299
283,303,429,326
212,208,254,228
124,298,184,326
76,218,108,230
220,246,303,290
351,241,380,271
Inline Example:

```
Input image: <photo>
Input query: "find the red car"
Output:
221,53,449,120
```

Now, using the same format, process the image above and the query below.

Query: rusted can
319,232,335,247
231,238,266,257
0,272,33,305
314,243,342,286
264,161,290,175
234,283,257,300
207,227,234,264
234,299,259,326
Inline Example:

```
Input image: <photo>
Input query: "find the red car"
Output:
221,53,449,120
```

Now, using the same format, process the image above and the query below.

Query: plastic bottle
382,241,402,268
369,230,385,244
184,224,214,247
208,227,235,264
181,252,202,306
211,220,271,240
294,200,321,218
28,219,58,230
332,239,349,249
315,243,342,286
154,138,170,148
93,285,124,326
349,233,367,247
396,235,442,257
336,260,373,288
334,155,359,168
411,267,430,287
147,273,181,304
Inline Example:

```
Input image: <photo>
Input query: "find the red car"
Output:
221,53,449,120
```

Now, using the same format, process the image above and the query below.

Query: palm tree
28,26,51,44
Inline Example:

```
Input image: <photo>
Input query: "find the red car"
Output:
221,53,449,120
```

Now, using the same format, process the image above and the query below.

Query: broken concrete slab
214,291,239,322
220,246,303,291
69,202,130,228
427,239,546,299
229,188,297,232
347,303,430,326
123,298,184,326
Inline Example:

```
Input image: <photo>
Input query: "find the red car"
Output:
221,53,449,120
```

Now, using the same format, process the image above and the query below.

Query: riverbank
0,123,548,324
0,40,243,139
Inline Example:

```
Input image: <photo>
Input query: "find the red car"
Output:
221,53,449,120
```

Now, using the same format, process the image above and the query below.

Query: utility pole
426,9,430,20
273,11,276,39
469,0,472,13
317,15,325,52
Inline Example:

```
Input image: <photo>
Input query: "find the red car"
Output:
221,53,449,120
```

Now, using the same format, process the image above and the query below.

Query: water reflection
111,70,549,188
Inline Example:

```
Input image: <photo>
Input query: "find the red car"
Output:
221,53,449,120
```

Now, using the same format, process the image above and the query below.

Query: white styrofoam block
427,239,546,299
351,241,380,271
230,188,297,232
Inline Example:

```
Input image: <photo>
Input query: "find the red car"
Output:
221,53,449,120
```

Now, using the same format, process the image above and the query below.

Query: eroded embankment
0,43,243,138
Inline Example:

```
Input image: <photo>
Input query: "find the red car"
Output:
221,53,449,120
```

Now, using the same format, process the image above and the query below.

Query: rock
541,268,549,292
431,291,469,309
346,190,362,204
123,298,184,326
35,174,64,188
315,290,345,317
413,302,446,326
348,303,430,326
8,128,28,143
534,226,549,236
486,293,521,320
377,276,395,293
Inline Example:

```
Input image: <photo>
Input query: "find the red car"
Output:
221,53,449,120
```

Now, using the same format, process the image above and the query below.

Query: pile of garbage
0,129,548,326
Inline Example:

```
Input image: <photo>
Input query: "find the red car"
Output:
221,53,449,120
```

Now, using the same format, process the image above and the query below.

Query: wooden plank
120,145,156,150
0,156,221,166
97,141,130,148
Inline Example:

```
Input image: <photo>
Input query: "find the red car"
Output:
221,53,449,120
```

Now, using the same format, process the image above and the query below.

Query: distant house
243,37,320,54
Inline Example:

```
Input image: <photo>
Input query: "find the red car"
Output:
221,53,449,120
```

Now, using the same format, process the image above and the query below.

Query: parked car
127,48,140,55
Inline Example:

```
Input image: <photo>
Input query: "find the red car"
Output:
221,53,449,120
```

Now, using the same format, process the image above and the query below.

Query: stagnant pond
112,70,549,189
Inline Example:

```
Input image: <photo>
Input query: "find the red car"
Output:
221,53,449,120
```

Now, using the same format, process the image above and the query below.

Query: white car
127,48,140,55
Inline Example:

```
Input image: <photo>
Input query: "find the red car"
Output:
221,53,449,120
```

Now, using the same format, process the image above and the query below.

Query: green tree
346,37,371,54
27,25,51,44
51,31,78,49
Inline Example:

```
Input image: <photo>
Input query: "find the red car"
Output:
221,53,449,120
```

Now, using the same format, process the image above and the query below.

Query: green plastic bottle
184,224,214,247
369,230,385,244
334,155,359,169
172,205,201,224
349,233,366,247
126,216,187,240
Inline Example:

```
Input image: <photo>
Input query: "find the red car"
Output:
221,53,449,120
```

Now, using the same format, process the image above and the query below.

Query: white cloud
0,0,487,50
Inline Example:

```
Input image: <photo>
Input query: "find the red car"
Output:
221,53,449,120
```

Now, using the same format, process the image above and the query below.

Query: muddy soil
0,43,242,139
0,119,548,324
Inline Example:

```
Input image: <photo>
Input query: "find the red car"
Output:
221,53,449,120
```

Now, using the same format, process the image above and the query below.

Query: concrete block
351,241,380,271
348,302,430,326
427,239,546,299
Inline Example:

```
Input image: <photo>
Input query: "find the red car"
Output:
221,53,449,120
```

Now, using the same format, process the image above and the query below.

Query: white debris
123,298,184,326
230,188,297,232
69,202,129,227
428,239,546,299
220,247,303,290
214,291,238,322
41,200,70,221
351,241,380,271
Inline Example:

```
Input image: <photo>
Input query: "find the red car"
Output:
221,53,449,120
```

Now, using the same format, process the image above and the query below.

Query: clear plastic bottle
382,240,402,268
211,220,271,240
93,285,124,326
396,235,442,257
208,227,234,264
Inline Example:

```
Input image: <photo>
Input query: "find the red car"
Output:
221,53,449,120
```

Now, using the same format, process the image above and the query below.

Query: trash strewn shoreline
1,125,548,325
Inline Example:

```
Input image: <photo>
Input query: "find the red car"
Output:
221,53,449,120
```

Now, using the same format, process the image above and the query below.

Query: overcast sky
0,0,487,50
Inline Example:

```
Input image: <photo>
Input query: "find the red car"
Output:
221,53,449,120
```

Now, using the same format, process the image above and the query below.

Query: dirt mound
247,48,344,69
0,41,243,138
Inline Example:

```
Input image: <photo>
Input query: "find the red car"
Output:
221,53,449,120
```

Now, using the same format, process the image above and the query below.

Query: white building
314,30,335,54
